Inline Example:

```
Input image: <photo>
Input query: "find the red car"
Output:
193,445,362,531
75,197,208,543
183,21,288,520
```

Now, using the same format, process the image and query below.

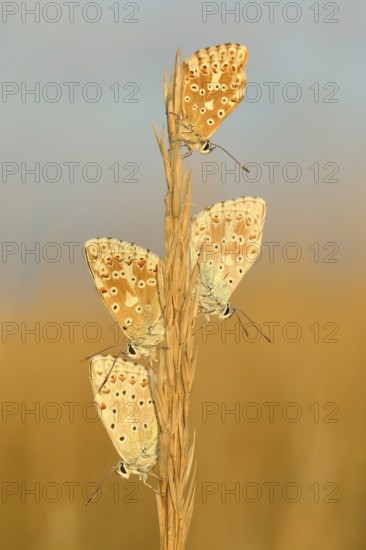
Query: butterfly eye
223,305,232,317
127,343,136,355
119,463,127,473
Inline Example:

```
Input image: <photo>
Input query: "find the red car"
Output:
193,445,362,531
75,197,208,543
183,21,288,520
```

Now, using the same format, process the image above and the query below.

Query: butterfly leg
192,321,205,336
182,149,192,160
165,111,181,121
141,473,161,494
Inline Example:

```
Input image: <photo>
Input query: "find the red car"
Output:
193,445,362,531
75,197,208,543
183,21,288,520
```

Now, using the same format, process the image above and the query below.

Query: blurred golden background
1,267,364,549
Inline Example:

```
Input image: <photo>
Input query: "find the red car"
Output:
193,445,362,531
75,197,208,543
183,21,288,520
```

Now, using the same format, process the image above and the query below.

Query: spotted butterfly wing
84,238,164,357
181,43,248,153
190,197,266,318
90,354,158,480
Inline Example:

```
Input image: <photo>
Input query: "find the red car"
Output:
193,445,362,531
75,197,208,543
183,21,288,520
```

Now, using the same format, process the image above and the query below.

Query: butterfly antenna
80,343,123,364
209,142,250,174
235,309,272,343
85,466,117,506
98,349,130,392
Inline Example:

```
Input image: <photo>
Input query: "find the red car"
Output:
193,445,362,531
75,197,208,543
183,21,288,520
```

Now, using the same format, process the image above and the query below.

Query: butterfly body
84,238,164,358
182,43,248,154
191,197,266,318
90,354,159,481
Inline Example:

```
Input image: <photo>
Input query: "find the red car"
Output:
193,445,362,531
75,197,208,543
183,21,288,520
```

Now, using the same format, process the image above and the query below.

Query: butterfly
181,43,248,156
84,238,164,358
190,196,266,320
89,354,159,484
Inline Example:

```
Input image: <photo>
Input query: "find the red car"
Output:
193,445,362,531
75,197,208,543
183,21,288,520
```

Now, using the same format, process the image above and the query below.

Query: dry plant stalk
151,50,200,550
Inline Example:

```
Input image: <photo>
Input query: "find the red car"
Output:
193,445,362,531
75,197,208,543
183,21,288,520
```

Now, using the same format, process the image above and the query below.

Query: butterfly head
199,140,212,155
218,304,234,320
127,342,140,358
116,462,130,479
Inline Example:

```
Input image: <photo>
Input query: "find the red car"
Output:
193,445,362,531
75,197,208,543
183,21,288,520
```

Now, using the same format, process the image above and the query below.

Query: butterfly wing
190,197,266,314
182,43,248,149
90,354,158,476
84,238,164,353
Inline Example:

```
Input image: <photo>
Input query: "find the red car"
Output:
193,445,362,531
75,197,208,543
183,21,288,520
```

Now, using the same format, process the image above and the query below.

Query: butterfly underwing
190,196,266,319
181,43,248,154
89,354,159,482
84,238,164,358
